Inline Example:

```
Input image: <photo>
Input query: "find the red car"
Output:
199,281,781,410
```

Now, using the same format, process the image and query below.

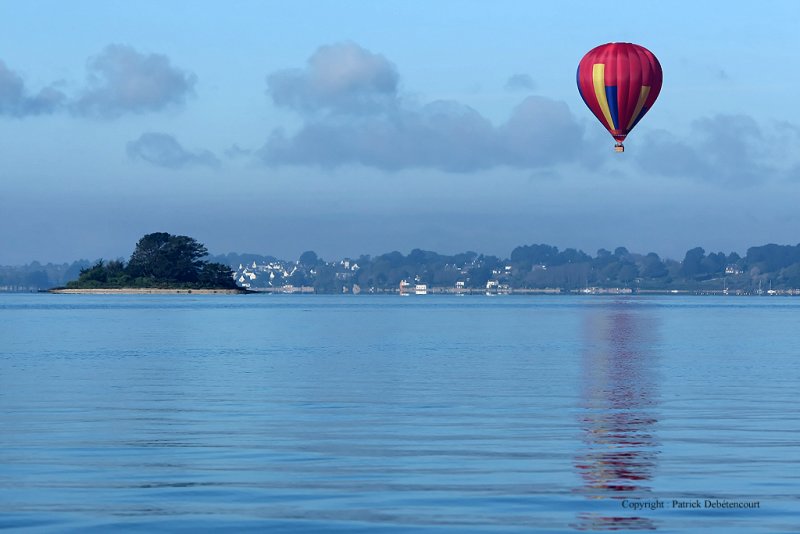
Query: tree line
3,235,800,292
234,242,800,293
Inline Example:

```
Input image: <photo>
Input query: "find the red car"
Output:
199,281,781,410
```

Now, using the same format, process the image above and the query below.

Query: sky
2,1,800,264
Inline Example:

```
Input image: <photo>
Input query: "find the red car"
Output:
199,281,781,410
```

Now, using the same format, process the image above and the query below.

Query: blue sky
2,1,800,264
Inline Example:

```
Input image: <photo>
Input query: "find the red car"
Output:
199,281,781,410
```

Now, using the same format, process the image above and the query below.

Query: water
0,294,798,532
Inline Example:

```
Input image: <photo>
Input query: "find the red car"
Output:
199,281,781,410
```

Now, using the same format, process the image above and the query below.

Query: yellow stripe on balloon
592,64,615,130
626,86,651,130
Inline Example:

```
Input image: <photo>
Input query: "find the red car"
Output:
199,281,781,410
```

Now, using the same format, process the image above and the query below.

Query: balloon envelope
577,43,662,148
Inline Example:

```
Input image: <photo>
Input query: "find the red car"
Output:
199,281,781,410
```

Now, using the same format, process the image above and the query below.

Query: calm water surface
0,294,798,532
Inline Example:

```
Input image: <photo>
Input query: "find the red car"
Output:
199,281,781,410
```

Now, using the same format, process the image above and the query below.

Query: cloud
260,95,583,172
267,41,399,114
636,114,775,185
224,144,254,159
74,45,196,118
497,96,584,166
0,60,65,117
261,100,493,171
260,43,584,172
127,132,219,169
505,73,536,91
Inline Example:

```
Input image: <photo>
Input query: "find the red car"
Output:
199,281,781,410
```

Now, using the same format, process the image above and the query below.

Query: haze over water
1,294,798,532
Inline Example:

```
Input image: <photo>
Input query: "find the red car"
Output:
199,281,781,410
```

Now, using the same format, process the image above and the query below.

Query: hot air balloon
577,43,662,152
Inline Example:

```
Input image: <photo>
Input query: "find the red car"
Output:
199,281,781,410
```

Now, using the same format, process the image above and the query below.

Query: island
49,232,246,294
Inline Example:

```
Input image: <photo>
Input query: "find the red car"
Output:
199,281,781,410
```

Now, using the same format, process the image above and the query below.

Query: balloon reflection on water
573,300,661,530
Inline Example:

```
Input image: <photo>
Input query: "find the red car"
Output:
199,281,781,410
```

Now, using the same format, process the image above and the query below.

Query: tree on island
128,233,209,282
66,232,238,290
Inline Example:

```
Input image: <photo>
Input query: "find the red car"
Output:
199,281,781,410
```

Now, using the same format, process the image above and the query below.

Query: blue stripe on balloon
604,86,619,130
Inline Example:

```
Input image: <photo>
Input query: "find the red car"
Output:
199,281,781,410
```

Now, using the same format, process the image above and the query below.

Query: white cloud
267,41,399,115
261,43,585,172
74,45,196,119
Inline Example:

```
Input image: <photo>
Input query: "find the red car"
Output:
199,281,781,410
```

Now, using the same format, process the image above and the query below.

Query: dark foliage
65,233,237,289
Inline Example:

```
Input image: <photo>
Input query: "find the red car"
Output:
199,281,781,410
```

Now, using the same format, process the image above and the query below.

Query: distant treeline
3,240,800,292
0,260,91,291
251,244,800,293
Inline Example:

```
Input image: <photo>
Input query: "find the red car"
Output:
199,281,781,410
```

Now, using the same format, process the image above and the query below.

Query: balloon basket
614,143,624,153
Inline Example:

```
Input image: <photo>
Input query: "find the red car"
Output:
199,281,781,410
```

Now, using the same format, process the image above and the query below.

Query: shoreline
18,287,798,296
48,288,249,295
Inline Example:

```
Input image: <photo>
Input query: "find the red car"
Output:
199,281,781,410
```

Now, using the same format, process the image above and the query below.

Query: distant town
6,240,800,295
226,245,800,296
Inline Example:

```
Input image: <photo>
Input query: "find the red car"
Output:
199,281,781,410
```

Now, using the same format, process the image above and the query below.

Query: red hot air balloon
577,43,662,152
